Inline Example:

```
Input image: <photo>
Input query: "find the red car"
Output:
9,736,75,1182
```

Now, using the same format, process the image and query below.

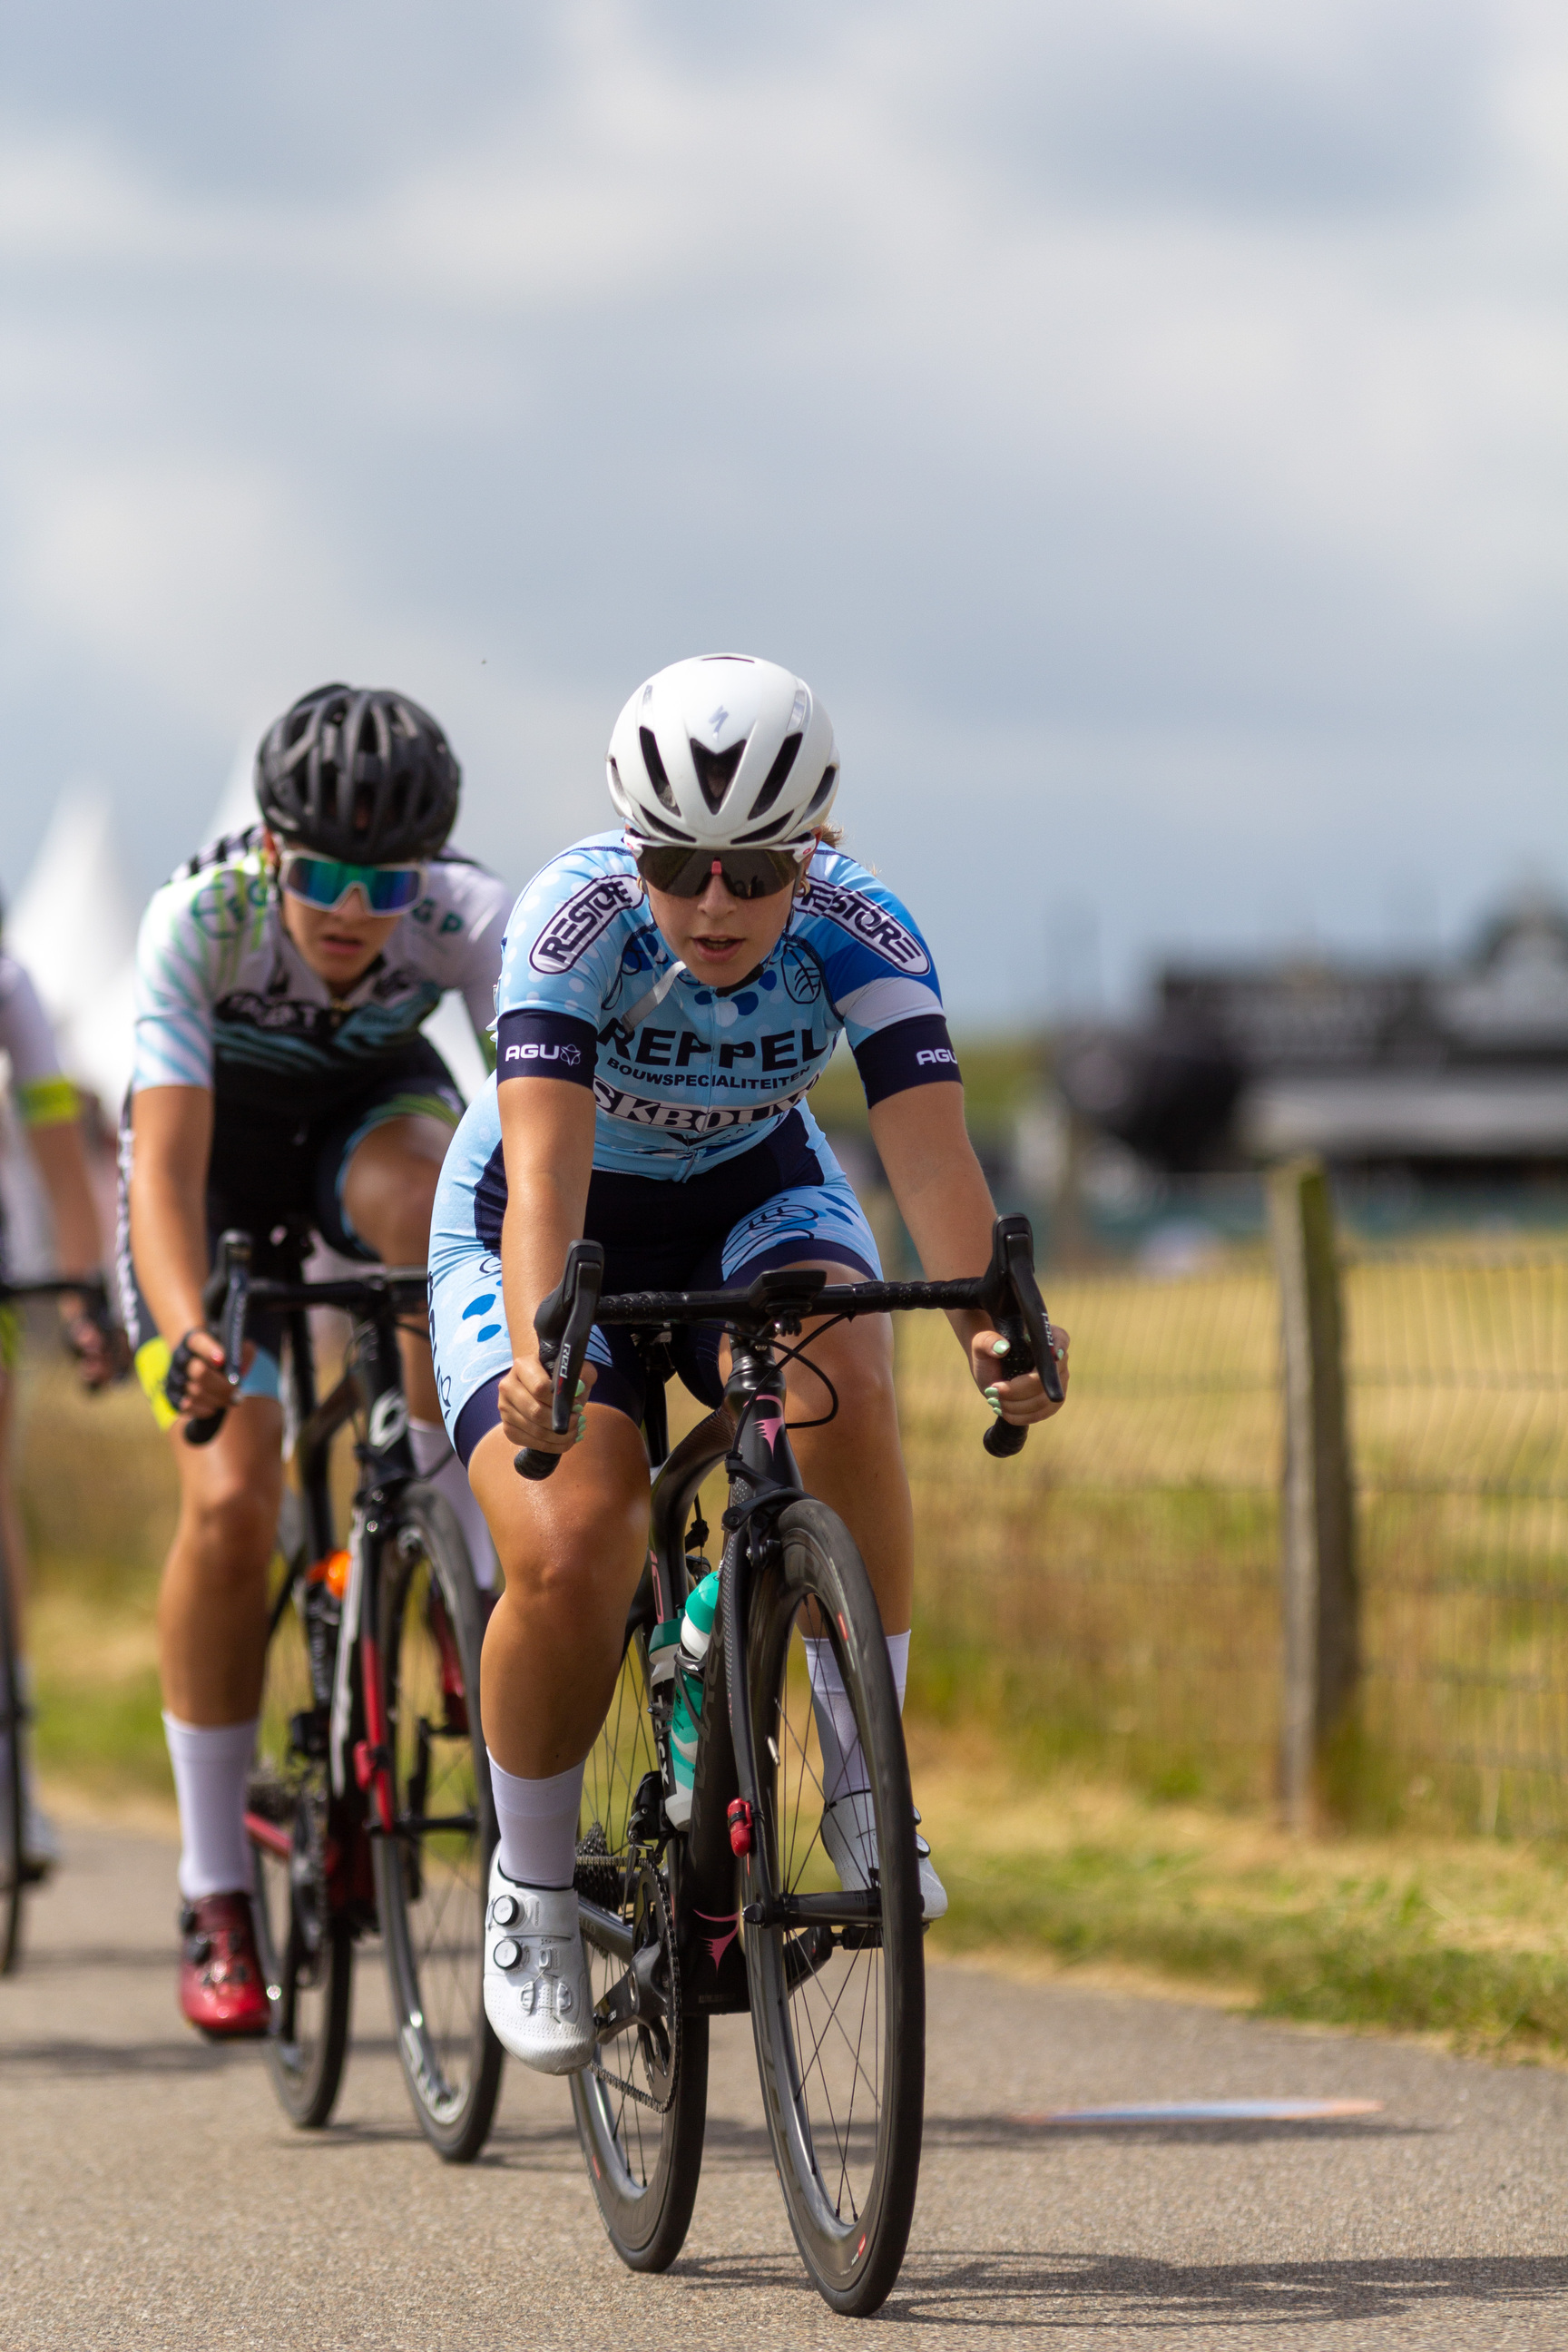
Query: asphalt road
5,1827,1568,2350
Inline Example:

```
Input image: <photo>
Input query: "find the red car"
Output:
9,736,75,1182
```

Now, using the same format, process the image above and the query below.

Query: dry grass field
15,1236,1568,2056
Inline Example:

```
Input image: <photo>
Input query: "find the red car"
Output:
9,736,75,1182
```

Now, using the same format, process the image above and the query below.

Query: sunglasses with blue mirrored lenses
280,853,426,915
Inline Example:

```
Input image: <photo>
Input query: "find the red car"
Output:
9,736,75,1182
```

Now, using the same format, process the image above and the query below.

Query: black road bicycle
514,1213,1061,2318
194,1230,501,2159
0,1273,116,1976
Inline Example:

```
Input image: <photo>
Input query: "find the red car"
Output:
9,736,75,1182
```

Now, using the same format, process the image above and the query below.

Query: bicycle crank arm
784,1922,837,1993
741,1888,882,1929
577,1896,635,1966
593,1942,671,2043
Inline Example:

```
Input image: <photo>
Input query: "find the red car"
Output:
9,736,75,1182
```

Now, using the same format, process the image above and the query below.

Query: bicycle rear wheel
741,1498,924,2318
571,1624,709,2270
372,1485,502,2162
249,1544,353,2128
0,1551,23,1975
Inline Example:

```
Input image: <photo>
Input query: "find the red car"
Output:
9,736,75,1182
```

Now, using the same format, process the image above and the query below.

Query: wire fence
18,1216,1568,1838
899,1258,1284,1806
1348,1244,1568,1836
900,1227,1568,1836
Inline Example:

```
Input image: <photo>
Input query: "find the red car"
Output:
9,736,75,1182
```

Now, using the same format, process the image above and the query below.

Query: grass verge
912,1727,1568,2064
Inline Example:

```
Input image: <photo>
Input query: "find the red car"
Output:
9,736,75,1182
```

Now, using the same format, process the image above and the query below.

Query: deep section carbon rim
373,1490,501,2161
571,1628,709,2270
249,1547,352,2128
743,1501,924,2318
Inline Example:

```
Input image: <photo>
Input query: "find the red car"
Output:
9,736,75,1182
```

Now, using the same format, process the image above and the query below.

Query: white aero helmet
607,653,838,851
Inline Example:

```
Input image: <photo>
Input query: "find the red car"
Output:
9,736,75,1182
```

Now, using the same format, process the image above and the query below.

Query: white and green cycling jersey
132,826,508,1117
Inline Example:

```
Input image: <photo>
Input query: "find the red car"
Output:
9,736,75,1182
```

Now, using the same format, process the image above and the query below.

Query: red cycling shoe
179,1892,270,2039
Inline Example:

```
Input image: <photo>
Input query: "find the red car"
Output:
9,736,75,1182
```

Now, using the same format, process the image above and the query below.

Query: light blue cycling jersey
475,830,956,1181
427,831,960,1453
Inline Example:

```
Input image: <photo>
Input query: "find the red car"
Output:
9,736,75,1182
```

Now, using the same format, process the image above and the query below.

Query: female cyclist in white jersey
427,653,1069,2075
124,684,509,2037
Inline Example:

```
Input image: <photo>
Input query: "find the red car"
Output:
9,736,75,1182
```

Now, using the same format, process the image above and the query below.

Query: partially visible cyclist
121,683,510,2037
0,930,122,1877
427,652,1070,2075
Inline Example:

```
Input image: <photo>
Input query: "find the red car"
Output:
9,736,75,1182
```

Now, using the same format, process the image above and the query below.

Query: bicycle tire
740,1497,924,2318
571,1625,710,2270
372,1485,503,2162
250,1542,353,2128
0,1545,23,1976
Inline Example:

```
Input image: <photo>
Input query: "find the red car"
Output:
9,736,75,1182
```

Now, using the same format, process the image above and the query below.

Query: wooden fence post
1268,1158,1358,1828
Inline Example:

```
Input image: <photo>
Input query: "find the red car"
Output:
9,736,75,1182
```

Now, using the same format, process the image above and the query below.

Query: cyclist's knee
485,1470,646,1622
789,1312,896,1429
177,1481,278,1580
342,1118,447,1262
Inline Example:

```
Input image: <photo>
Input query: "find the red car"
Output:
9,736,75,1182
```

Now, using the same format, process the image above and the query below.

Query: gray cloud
0,0,1562,1018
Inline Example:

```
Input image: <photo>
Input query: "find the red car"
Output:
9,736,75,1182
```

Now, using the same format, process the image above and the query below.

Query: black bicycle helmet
255,682,461,862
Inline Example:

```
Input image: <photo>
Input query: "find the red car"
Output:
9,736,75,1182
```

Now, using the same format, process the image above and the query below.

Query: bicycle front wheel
571,1627,709,2271
372,1485,502,2162
741,1498,925,2318
0,1552,23,1975
249,1547,353,2128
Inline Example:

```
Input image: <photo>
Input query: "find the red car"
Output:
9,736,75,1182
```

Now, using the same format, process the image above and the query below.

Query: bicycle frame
222,1245,428,1879
560,1219,1063,2014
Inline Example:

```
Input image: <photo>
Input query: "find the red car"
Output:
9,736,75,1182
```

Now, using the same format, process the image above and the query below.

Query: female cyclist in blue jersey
428,652,1070,2074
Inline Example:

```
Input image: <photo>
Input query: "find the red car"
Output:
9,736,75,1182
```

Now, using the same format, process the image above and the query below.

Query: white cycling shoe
819,1793,948,1920
483,1850,595,2075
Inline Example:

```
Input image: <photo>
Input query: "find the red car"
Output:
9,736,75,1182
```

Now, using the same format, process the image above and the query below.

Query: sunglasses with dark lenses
634,844,807,900
279,853,426,915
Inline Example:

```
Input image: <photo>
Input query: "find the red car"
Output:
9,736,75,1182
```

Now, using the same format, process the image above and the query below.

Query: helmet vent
802,763,838,821
256,681,459,861
688,735,748,814
639,727,679,813
745,732,801,822
634,807,691,842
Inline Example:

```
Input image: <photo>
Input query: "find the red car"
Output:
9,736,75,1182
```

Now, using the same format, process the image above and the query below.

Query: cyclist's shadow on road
672,2250,1568,2330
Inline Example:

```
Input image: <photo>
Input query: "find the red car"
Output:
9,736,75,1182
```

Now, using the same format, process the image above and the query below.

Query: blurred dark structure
1057,896,1568,1178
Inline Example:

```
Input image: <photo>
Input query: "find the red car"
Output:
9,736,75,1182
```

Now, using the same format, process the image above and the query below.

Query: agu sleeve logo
529,875,642,975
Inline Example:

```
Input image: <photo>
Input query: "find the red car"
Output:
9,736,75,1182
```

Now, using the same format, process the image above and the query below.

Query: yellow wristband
17,1074,79,1127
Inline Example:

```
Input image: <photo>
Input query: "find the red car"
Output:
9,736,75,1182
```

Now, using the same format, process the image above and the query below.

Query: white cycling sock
487,1753,585,1891
410,1416,498,1591
805,1631,910,1806
162,1713,258,1901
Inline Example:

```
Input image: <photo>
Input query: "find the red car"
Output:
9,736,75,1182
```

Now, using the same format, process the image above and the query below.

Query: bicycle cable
772,1311,848,1433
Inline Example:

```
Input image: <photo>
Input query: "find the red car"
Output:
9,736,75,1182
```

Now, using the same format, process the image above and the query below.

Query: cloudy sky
0,0,1563,1020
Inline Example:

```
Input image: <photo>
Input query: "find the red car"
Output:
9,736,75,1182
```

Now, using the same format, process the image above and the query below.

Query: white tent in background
201,727,264,848
8,784,140,1111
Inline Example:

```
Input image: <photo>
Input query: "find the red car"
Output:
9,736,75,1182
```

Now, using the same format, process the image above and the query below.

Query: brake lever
979,1214,1063,1461
184,1230,252,1447
515,1239,604,1481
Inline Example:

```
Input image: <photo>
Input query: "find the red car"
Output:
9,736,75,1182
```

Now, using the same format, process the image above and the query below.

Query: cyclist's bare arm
127,1084,240,1419
26,1120,99,1281
868,1081,1068,1426
495,1073,599,1455
24,1116,122,1384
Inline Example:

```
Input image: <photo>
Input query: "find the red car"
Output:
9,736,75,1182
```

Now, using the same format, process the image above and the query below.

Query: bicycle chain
586,1857,681,2117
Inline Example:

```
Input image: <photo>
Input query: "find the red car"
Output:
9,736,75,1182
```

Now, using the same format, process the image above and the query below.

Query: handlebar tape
183,1230,253,1448
515,1240,605,1482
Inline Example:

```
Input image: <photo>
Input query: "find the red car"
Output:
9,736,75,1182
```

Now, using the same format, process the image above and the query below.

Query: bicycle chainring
587,1855,681,2116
